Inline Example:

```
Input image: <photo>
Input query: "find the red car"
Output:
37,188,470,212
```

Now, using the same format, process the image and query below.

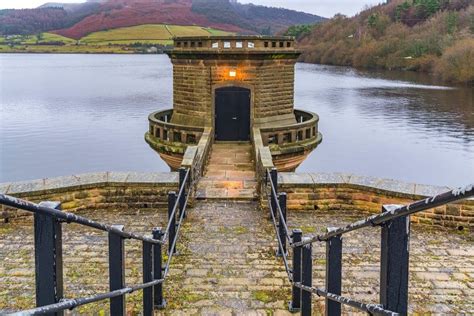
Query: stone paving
196,143,257,200
1,199,473,314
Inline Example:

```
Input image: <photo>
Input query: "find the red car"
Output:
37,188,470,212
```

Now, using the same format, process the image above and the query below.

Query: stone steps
197,143,257,200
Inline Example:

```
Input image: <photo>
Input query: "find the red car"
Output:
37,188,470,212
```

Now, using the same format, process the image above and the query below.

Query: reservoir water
1,54,473,186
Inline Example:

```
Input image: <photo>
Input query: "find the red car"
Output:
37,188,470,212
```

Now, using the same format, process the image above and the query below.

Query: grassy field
0,44,134,54
0,33,76,45
0,24,234,54
81,24,233,45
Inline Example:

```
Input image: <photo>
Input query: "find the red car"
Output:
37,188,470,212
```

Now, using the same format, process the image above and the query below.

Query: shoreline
2,48,470,85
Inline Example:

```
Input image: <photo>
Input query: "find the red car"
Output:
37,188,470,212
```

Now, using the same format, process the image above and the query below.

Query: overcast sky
0,0,383,17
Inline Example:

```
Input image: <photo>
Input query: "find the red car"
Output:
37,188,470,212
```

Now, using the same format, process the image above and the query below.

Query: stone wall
0,172,178,220
279,173,474,231
170,58,298,127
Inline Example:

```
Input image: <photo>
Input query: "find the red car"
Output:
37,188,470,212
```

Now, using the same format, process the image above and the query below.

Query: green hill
298,0,474,83
0,24,234,53
81,24,233,45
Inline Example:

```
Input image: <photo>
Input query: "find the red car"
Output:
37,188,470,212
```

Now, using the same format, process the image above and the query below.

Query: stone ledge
0,172,179,195
279,172,473,201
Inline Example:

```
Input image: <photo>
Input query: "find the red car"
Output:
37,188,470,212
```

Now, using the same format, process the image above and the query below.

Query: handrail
162,169,190,243
267,194,292,281
163,184,190,278
266,169,292,243
0,194,164,245
1,167,193,315
293,183,474,247
10,279,165,315
264,168,293,282
263,166,473,315
294,283,398,316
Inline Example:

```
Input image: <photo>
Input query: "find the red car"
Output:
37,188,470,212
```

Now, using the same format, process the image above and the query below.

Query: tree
446,12,458,35
285,24,313,39
36,32,44,42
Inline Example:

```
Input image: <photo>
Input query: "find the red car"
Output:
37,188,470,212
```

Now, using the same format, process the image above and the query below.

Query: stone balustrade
181,127,214,193
259,109,320,147
173,36,296,52
148,109,205,145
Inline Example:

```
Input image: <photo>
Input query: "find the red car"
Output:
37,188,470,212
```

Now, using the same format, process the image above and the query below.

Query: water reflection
296,64,474,186
0,56,472,186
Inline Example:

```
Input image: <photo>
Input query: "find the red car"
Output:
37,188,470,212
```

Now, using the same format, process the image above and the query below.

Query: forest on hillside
298,0,474,83
0,3,101,35
0,0,324,38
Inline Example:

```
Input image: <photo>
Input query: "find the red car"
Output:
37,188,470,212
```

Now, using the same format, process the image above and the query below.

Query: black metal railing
265,168,473,316
0,167,193,316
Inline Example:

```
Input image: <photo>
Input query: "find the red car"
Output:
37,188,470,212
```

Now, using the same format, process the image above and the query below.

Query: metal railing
265,168,473,316
0,167,193,316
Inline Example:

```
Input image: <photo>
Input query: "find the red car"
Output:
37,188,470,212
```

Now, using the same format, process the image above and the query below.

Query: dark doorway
215,87,251,141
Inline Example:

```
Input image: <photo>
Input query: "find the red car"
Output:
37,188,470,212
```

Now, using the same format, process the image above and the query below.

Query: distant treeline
0,0,326,38
0,3,100,35
298,0,474,83
191,0,325,35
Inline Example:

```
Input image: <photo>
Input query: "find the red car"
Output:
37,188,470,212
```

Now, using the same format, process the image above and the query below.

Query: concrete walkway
196,143,257,200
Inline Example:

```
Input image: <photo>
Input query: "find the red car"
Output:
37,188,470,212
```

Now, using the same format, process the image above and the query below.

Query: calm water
1,54,473,187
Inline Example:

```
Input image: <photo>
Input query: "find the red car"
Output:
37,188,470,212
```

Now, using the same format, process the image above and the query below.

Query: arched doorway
215,87,251,141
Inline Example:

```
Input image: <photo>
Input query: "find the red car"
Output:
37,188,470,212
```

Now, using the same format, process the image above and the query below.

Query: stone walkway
196,143,257,200
1,200,473,314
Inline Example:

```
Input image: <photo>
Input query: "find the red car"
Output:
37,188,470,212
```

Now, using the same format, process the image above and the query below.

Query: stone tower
146,36,321,170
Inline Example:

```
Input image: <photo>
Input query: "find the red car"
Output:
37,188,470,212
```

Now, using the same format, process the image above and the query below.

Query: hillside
0,0,325,39
0,24,234,54
80,24,233,45
298,0,474,83
191,0,324,35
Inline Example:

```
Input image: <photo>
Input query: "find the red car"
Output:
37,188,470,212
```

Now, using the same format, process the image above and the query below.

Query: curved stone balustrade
146,109,207,170
259,109,321,147
148,109,205,145
255,109,322,172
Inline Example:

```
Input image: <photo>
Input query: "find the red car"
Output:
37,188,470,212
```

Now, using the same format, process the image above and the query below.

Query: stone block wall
0,172,178,220
279,173,474,231
170,58,297,127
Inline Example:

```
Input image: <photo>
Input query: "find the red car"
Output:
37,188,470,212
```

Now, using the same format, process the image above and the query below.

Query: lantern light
229,69,237,77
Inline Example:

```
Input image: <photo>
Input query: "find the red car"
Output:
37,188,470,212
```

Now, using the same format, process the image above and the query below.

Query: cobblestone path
196,143,257,200
1,199,473,314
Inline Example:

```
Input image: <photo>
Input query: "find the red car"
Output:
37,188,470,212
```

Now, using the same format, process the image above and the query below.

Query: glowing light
229,70,237,77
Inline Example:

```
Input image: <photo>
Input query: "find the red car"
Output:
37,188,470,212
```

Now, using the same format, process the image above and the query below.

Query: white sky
0,0,383,18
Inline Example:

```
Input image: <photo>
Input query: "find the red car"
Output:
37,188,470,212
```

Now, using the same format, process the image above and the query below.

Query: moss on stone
253,290,273,303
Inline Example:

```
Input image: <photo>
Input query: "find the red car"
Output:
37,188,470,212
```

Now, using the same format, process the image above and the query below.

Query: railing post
270,167,278,220
109,225,126,316
168,191,177,254
179,168,187,219
301,238,312,316
153,228,166,309
277,192,287,256
380,205,409,315
35,201,63,316
143,239,153,316
325,228,342,316
289,229,302,312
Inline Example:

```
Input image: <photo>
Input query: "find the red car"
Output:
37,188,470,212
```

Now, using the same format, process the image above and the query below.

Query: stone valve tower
146,36,322,171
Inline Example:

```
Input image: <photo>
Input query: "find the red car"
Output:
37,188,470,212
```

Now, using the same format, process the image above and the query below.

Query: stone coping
0,172,179,195
279,172,474,201
149,109,205,132
259,109,319,132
